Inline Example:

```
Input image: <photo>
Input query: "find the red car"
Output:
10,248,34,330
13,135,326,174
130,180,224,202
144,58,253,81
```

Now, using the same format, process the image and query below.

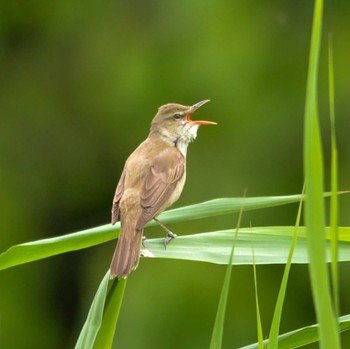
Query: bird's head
150,100,216,152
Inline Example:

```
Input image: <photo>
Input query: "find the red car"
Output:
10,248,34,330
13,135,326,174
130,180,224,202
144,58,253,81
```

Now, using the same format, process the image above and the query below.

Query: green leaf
1,194,347,271
252,243,264,349
239,314,350,349
157,195,308,224
303,0,340,347
267,187,304,349
328,33,339,318
0,224,117,271
209,197,244,349
75,270,110,349
209,237,235,349
93,278,127,349
143,227,350,265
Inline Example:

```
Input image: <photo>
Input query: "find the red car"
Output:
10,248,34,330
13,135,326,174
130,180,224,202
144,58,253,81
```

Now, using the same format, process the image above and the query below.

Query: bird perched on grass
110,100,216,279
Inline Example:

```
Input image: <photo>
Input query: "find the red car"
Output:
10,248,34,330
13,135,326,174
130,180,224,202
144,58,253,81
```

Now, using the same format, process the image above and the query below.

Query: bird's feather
111,169,126,224
136,146,185,229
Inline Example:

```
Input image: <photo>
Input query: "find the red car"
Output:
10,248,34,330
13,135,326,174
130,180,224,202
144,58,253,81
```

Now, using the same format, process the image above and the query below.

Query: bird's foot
153,217,177,249
163,231,177,249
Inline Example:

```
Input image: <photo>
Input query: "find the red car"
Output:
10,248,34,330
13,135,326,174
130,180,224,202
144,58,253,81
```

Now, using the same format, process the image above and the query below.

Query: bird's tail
110,222,143,279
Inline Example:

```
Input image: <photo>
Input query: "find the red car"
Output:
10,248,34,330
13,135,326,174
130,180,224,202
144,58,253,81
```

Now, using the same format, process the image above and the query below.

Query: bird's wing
137,147,185,230
111,168,126,224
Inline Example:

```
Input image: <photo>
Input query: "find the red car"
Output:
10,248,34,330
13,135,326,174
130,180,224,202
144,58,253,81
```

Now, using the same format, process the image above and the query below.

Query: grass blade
267,187,304,348
93,278,127,349
1,227,350,272
328,33,339,318
251,235,264,349
209,198,245,349
145,227,350,264
0,194,347,271
209,237,234,349
75,270,110,349
303,0,340,347
239,314,350,349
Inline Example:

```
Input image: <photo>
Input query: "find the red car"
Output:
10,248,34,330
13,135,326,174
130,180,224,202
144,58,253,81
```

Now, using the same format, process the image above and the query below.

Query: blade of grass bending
75,270,111,349
0,193,347,271
303,0,340,347
158,195,306,224
328,33,339,319
209,197,245,349
267,185,304,349
251,228,264,349
93,278,127,349
239,314,350,349
145,227,350,265
1,224,350,273
0,223,117,271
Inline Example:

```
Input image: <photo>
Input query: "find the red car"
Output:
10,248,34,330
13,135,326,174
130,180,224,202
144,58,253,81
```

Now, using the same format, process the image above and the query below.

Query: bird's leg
153,217,177,248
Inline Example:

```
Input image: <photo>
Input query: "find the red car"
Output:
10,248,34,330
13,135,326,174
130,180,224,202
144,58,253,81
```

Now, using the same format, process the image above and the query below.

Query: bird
110,100,216,279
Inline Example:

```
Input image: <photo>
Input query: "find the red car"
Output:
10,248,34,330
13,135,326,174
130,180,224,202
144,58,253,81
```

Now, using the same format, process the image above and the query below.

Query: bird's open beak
186,99,217,125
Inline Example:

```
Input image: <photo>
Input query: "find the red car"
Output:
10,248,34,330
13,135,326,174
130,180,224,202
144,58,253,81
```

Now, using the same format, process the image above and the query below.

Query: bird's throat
158,124,199,157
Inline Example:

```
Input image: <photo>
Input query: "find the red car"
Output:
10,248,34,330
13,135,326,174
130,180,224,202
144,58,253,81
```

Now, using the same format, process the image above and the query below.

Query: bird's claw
163,232,177,249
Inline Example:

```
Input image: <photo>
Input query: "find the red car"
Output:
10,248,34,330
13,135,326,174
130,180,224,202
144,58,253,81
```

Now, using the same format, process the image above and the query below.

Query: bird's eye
174,113,182,120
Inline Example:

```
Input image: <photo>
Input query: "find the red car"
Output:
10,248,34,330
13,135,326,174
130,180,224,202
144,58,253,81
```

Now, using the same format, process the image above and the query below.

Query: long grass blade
251,234,264,349
303,0,340,347
328,33,339,318
144,227,350,264
267,186,304,348
1,227,350,272
75,270,110,349
209,198,245,349
0,194,347,271
239,314,350,349
93,278,127,349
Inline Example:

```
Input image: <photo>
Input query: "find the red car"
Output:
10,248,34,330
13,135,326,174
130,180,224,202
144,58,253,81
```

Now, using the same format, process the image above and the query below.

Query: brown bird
110,100,216,279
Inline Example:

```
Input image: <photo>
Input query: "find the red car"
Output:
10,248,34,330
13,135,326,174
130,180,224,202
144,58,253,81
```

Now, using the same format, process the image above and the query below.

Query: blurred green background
1,1,350,348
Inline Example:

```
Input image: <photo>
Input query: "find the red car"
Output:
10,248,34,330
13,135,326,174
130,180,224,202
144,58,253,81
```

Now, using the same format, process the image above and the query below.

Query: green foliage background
1,1,350,348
